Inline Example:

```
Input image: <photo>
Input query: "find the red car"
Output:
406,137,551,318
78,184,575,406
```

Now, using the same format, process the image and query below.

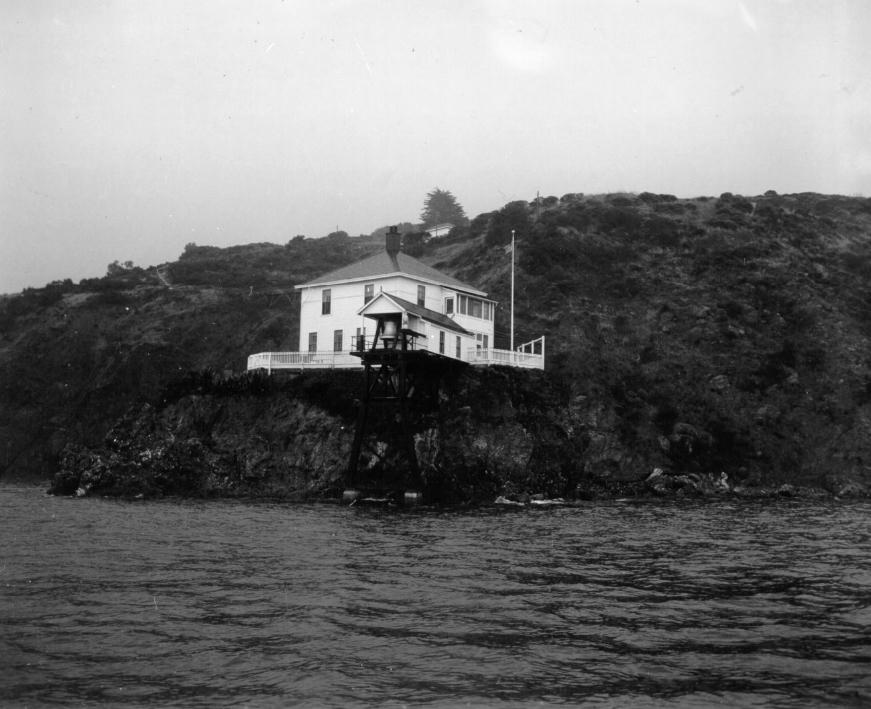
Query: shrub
92,290,133,307
485,201,531,247
402,231,428,257
801,346,826,371
643,216,681,246
180,243,222,260
522,228,634,291
840,251,871,278
719,300,744,319
469,211,494,238
707,217,739,230
557,203,594,232
599,206,643,237
813,198,839,215
715,198,751,223
443,225,471,243
654,202,686,215
755,203,782,227
730,196,754,213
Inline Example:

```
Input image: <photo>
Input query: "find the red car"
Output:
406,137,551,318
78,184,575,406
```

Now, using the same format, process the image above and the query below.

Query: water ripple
1,487,870,707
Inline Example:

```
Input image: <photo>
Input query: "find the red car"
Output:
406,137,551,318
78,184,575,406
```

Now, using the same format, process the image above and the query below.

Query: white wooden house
247,228,544,371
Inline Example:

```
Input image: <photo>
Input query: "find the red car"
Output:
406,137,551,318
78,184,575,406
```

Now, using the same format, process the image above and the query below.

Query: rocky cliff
48,365,866,503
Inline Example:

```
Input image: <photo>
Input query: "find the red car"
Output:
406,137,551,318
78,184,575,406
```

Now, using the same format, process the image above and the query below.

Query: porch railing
467,336,545,370
246,351,363,372
247,336,545,372
466,348,544,369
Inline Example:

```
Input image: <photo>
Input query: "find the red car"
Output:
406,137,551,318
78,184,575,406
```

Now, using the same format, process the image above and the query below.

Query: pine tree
420,188,468,228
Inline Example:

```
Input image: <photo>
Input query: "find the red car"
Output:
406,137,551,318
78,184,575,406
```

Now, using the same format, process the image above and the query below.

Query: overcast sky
2,0,869,293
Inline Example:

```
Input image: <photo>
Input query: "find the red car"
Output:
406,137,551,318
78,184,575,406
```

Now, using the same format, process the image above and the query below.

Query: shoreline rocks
47,369,870,504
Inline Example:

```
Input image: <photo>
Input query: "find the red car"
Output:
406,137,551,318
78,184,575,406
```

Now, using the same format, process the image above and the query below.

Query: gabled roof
296,250,486,297
358,292,471,336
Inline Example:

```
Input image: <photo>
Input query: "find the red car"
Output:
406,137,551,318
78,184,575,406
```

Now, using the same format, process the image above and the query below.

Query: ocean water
2,484,869,707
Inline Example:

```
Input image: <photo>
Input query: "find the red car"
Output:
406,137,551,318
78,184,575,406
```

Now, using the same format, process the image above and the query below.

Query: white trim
356,292,470,336
356,291,404,317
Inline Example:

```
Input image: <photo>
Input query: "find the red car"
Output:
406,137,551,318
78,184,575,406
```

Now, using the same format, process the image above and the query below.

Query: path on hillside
155,266,172,289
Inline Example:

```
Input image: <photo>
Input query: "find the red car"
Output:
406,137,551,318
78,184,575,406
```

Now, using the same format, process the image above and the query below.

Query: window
321,289,331,315
445,297,454,315
439,331,445,354
364,283,374,304
417,285,426,307
456,336,462,359
333,329,343,352
475,333,489,350
457,295,493,320
308,332,318,352
355,327,366,351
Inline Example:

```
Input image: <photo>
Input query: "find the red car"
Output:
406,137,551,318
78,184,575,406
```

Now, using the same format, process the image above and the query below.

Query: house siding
298,275,494,361
299,280,375,352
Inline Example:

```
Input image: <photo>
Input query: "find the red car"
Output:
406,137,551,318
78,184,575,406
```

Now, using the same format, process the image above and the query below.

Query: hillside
3,191,871,497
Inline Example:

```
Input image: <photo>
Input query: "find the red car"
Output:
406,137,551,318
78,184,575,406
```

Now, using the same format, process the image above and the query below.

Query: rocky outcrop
52,375,355,500
48,367,869,503
49,368,562,502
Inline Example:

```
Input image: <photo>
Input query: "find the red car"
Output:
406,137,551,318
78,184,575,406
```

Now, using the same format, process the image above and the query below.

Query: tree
420,188,468,228
106,260,133,277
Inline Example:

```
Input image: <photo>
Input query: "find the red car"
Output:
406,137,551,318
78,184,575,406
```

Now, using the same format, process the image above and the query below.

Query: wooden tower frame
345,314,463,503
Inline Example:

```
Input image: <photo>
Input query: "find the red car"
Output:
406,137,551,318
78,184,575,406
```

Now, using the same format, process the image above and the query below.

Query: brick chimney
385,225,401,256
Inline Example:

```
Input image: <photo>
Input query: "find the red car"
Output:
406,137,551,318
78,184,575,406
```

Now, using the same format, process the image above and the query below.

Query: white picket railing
247,336,545,372
466,348,544,369
246,351,362,373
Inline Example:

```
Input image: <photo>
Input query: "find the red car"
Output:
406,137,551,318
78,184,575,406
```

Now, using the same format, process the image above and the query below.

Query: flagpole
510,229,515,352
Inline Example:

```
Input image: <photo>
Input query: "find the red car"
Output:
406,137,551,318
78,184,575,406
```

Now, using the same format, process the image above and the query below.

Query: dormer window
445,297,454,315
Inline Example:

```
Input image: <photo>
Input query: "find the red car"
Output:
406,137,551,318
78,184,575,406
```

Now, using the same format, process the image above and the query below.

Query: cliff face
48,365,867,503
50,369,571,502
5,191,871,498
